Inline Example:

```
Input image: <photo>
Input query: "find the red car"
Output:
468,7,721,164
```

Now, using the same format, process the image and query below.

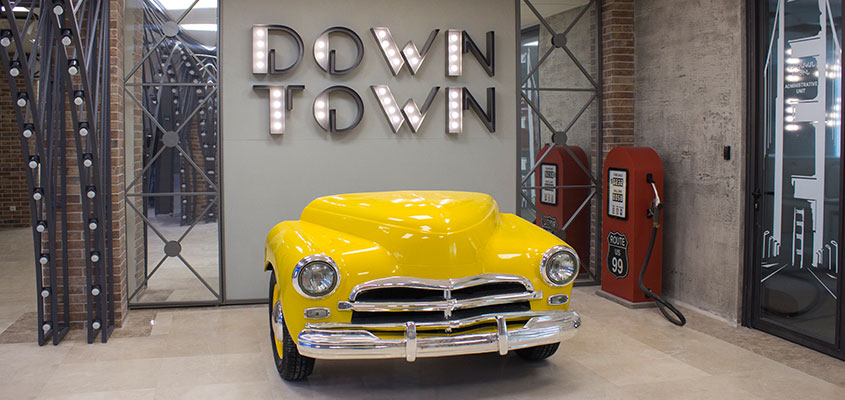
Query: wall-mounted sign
249,25,496,135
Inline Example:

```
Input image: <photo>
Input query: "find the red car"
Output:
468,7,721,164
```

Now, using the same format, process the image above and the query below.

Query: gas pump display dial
608,168,628,219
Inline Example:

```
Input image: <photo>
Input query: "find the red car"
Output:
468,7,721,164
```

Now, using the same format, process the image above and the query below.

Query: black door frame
743,0,845,360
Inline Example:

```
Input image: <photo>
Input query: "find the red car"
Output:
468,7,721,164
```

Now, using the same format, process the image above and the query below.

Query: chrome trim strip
338,290,542,312
291,254,341,299
296,310,580,361
271,300,285,340
495,315,508,355
306,310,552,330
405,321,417,362
540,245,580,287
348,273,534,301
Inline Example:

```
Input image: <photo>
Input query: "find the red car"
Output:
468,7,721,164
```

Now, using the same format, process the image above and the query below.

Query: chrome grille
338,274,541,324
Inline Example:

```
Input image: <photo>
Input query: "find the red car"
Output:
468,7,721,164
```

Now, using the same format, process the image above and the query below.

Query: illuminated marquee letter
371,27,439,76
371,85,440,133
445,29,462,77
446,87,496,133
313,86,364,133
446,87,462,133
253,85,305,134
252,25,304,75
445,29,495,77
314,27,364,75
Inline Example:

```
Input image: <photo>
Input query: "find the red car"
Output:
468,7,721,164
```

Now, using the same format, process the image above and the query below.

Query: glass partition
124,0,221,305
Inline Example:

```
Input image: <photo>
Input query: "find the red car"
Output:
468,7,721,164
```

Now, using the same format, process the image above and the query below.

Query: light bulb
53,4,64,15
91,286,101,296
41,289,50,298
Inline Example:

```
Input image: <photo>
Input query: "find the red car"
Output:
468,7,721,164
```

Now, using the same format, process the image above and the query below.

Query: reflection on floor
1,227,844,399
761,263,837,343
133,214,220,303
0,228,34,339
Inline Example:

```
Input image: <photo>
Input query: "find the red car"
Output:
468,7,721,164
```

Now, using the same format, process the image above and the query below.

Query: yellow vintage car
264,191,581,380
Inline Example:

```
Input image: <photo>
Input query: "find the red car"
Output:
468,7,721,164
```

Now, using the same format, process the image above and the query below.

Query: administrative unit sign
607,168,627,219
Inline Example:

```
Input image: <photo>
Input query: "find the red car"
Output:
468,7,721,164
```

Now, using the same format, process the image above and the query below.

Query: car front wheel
269,272,315,381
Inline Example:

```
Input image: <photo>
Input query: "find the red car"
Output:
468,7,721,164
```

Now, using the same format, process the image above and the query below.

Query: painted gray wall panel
634,0,746,321
221,0,517,300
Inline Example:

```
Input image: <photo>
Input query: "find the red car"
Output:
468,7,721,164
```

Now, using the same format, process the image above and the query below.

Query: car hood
300,191,501,265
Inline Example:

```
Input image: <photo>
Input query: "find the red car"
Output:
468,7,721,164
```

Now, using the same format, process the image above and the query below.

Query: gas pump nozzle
646,173,662,226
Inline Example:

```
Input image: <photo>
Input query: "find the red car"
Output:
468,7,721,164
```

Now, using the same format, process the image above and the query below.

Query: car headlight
540,246,579,286
292,255,340,298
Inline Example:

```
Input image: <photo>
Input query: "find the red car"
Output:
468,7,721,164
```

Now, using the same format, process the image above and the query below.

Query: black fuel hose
637,214,686,326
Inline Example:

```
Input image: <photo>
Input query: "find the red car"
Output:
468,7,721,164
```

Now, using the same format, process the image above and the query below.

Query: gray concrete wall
634,0,746,321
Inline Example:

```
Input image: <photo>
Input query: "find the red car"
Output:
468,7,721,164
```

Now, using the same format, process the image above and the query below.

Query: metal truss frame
0,0,115,344
517,0,603,284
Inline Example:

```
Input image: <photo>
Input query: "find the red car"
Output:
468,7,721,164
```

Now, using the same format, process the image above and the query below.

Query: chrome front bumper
294,310,581,361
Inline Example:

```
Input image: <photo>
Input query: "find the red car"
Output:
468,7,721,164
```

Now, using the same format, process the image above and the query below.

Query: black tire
515,343,560,361
269,273,315,381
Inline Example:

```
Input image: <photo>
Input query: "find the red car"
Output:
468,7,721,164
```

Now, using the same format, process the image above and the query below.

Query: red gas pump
598,147,685,325
534,145,591,271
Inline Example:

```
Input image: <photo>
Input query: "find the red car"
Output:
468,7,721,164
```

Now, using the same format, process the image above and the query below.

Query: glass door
749,0,843,357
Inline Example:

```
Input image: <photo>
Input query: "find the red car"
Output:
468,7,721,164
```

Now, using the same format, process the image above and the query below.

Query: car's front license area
284,273,581,361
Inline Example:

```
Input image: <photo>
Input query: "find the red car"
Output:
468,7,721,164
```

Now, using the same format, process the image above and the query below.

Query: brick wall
0,78,30,228
601,0,635,155
109,0,128,327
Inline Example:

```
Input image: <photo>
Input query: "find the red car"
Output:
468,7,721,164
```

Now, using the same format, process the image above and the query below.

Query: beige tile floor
2,228,845,399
